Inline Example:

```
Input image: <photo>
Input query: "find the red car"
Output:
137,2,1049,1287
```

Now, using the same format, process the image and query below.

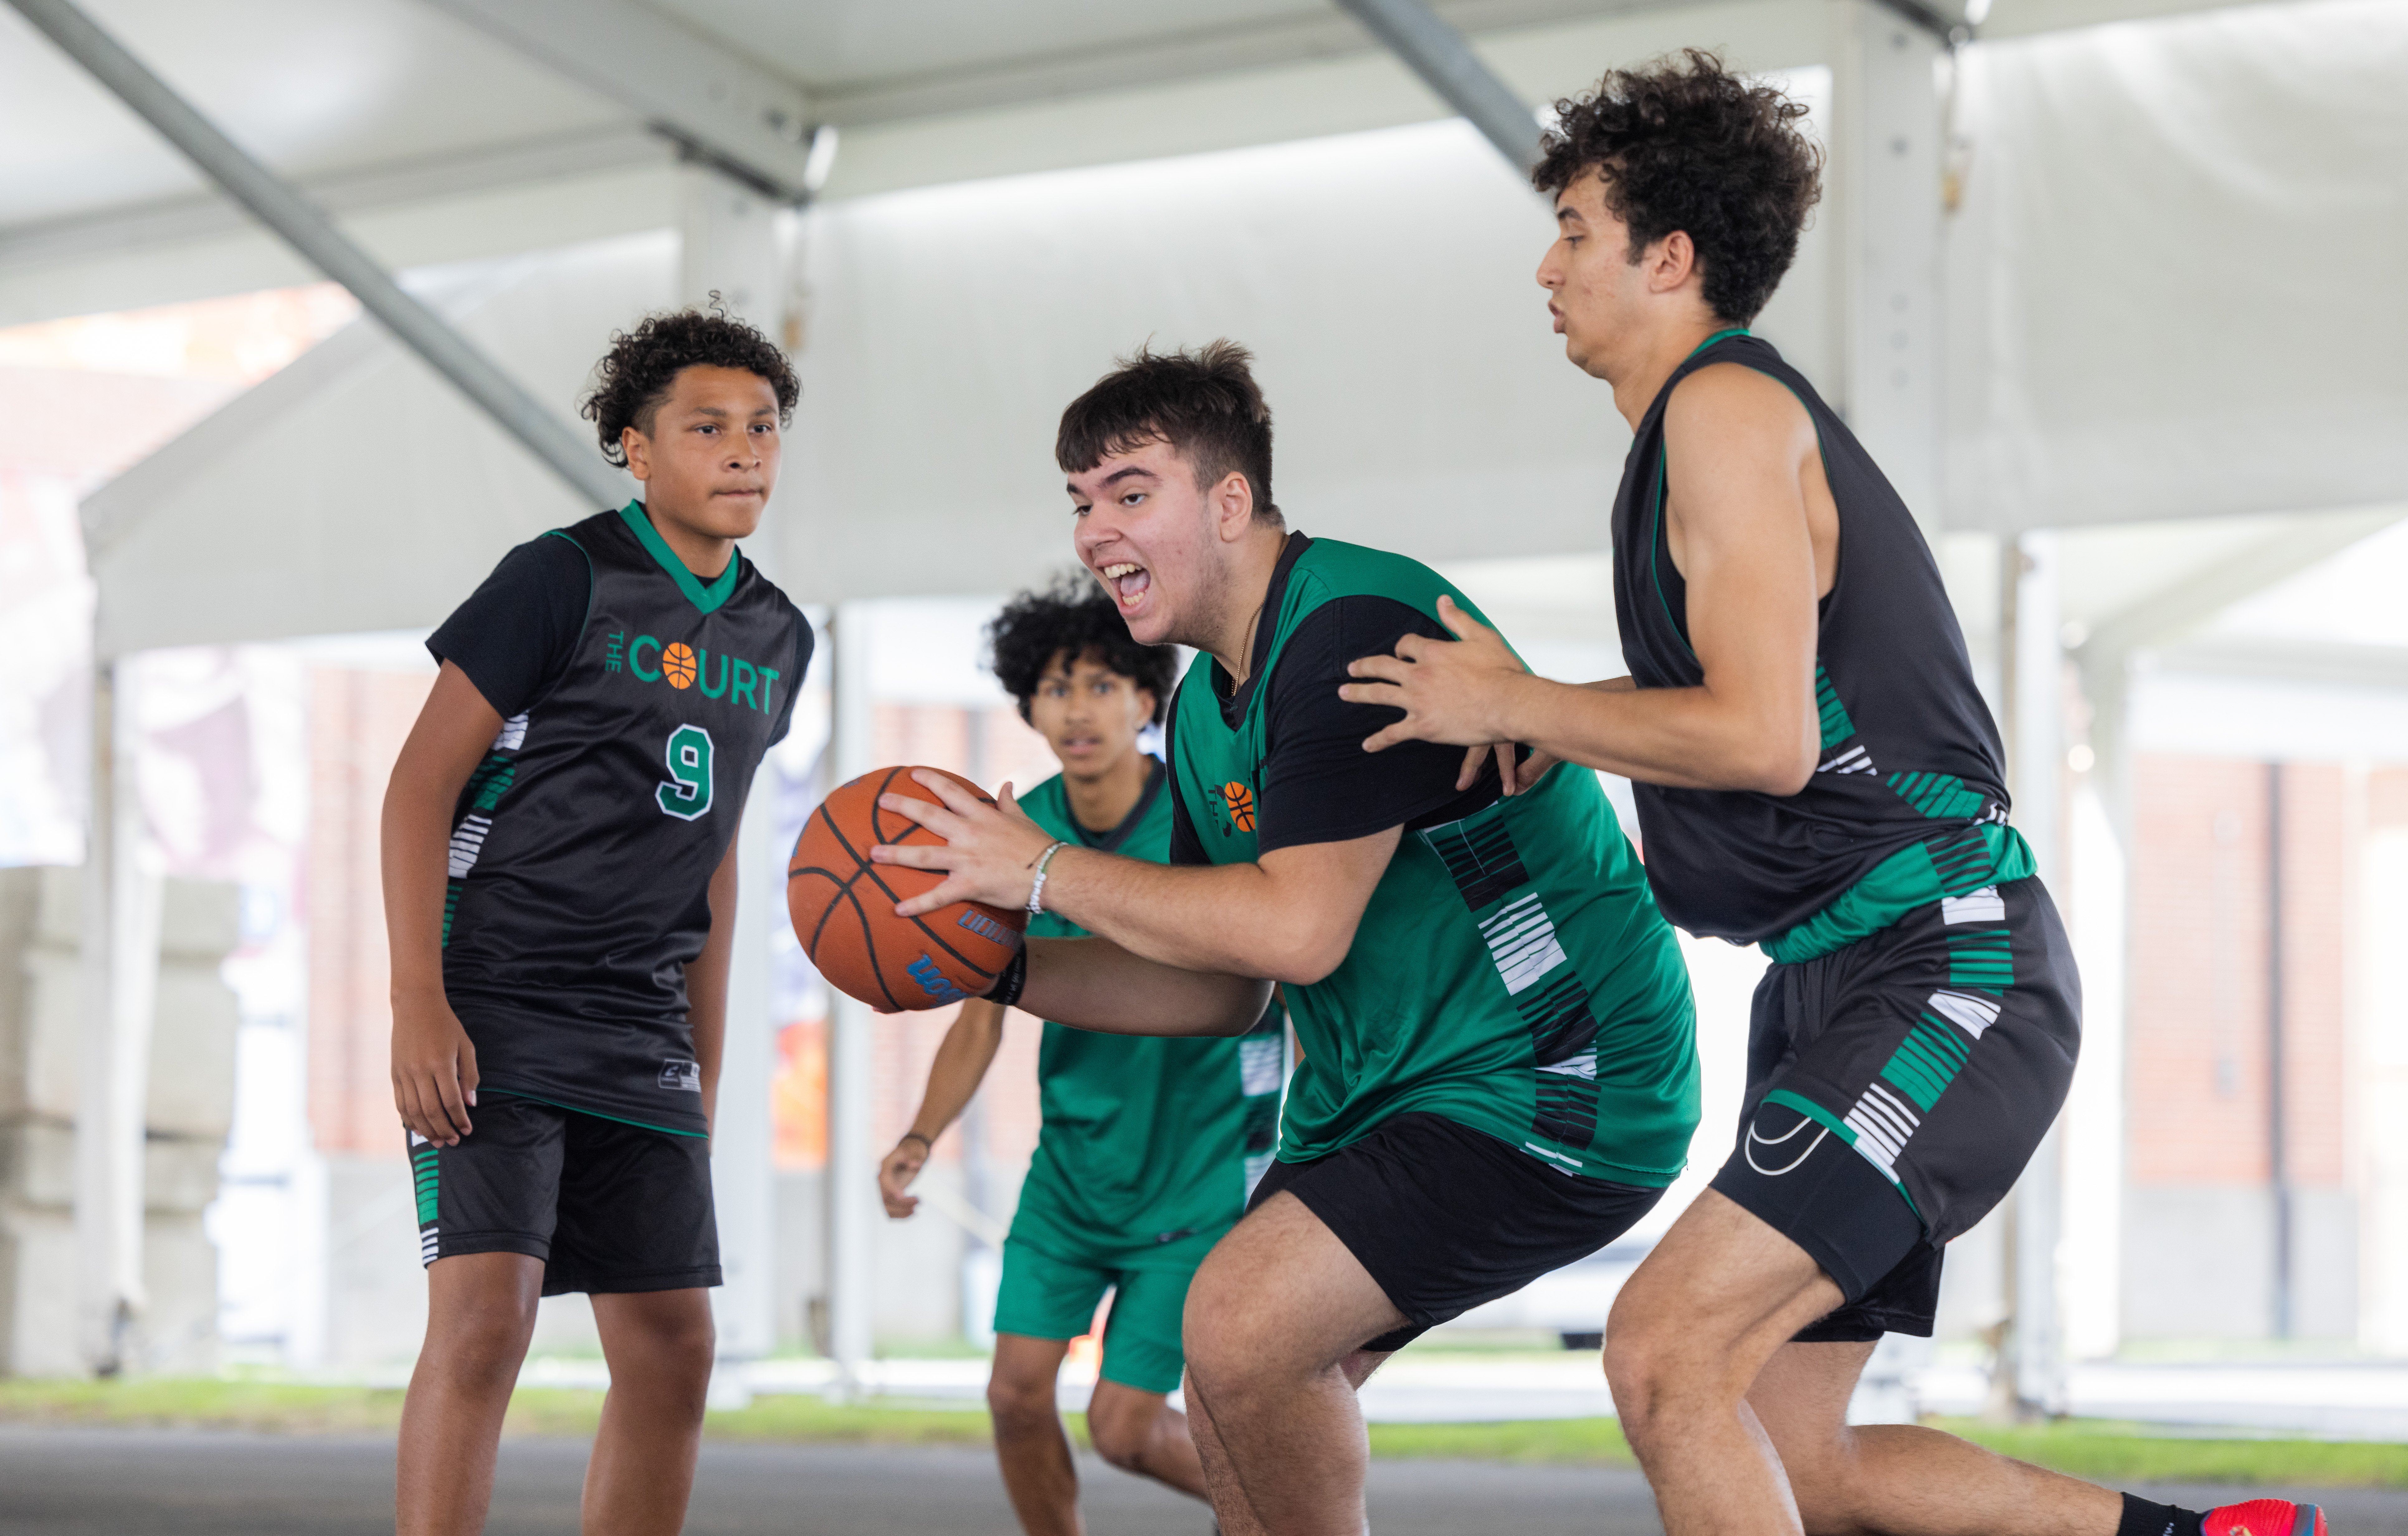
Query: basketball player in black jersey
1344,52,2321,1536
383,309,809,1536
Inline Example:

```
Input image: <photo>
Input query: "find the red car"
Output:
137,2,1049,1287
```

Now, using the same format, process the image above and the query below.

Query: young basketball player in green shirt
383,310,809,1536
879,579,1280,1535
872,343,1699,1535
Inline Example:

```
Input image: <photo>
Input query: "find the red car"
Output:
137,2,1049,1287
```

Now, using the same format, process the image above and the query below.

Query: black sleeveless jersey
435,502,809,1135
1611,333,2021,957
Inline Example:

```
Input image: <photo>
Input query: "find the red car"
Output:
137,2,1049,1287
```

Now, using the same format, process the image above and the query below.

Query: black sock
2120,1494,2208,1536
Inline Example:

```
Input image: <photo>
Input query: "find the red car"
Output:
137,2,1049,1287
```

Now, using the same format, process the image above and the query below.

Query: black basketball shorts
407,1092,720,1296
1709,876,2080,1340
1248,1111,1663,1352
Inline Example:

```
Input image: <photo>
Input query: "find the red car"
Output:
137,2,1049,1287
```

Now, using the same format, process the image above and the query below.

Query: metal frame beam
420,0,820,203
7,0,626,511
1331,0,1541,174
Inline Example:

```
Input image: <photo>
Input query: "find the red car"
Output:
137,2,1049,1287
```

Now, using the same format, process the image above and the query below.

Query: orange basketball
787,766,1027,1012
661,642,698,689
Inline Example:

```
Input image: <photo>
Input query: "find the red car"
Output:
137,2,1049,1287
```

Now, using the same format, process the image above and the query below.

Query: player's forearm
1020,936,1272,1038
1493,670,1815,793
1033,848,1340,982
379,775,457,1009
908,999,1005,1141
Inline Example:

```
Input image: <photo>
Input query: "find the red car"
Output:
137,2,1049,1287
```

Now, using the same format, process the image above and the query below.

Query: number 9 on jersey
657,724,715,820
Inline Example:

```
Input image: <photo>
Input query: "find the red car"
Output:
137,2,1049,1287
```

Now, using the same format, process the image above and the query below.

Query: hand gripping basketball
787,767,1028,1012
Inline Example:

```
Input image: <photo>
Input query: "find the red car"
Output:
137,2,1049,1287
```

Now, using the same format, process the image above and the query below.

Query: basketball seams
793,802,908,1012
791,770,1020,1009
818,769,1015,984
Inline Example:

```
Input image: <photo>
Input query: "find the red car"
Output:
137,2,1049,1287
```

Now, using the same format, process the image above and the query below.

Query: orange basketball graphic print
661,642,698,689
1222,780,1256,832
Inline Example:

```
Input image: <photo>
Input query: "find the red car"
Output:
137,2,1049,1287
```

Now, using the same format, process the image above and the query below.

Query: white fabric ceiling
41,0,2408,659
1942,0,2408,531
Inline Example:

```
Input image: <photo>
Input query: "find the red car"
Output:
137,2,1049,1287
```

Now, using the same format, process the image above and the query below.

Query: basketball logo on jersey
658,1059,702,1092
661,642,699,689
1221,781,1256,832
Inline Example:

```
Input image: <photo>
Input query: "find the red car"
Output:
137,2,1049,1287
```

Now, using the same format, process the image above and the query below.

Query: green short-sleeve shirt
1007,765,1283,1261
1166,537,1700,1185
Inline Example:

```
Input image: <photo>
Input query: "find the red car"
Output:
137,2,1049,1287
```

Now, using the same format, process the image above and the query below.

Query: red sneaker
2203,1500,2329,1536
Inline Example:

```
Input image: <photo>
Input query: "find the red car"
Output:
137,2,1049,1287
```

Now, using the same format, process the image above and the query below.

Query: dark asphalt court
3,1427,2404,1534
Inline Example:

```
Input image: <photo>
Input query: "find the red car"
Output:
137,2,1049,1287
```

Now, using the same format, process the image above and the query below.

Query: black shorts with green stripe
1709,876,2079,1340
407,1092,719,1296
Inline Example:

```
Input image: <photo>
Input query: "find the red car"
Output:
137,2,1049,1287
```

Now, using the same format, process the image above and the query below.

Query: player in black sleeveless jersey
383,308,809,1536
1340,51,2314,1536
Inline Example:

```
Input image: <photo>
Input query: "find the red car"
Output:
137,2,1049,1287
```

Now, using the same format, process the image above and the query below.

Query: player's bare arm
873,769,1398,984
1016,936,1272,1040
682,818,742,1134
382,660,505,1147
1342,364,1826,794
881,998,1007,1217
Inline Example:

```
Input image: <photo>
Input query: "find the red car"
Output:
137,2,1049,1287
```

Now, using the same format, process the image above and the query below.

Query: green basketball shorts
1710,875,2079,1339
992,1231,1214,1396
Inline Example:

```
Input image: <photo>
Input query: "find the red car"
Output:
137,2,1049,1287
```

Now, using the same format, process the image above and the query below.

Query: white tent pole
1330,0,1540,174
5,0,624,511
74,659,159,1376
824,607,876,1393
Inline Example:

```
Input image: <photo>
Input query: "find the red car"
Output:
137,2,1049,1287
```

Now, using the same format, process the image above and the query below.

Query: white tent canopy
1942,0,2408,532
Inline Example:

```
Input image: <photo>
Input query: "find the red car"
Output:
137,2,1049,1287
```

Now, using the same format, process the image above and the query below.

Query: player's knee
1085,1405,1154,1472
985,1369,1057,1430
1601,1306,1711,1434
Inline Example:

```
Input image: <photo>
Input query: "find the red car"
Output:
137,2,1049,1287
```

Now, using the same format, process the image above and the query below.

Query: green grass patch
1367,1417,1636,1466
1933,1418,2408,1490
0,1377,997,1446
1,1379,2401,1488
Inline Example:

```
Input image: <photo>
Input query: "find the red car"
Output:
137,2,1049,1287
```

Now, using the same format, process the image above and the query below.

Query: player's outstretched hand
391,990,478,1146
879,1136,929,1218
872,770,1056,917
1342,595,1530,755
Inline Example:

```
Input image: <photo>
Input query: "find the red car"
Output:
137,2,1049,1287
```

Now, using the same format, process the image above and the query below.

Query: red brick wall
2127,754,2348,1190
305,666,434,1157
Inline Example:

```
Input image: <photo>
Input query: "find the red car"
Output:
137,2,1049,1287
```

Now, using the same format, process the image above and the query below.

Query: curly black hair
1532,51,1821,325
1056,340,1281,526
579,299,801,467
987,574,1179,726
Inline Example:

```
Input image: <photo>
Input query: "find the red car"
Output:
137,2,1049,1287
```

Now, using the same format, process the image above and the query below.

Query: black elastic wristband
984,947,1028,1009
898,1131,931,1149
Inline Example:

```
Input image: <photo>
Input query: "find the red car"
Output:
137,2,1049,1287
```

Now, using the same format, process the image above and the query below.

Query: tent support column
1995,532,2068,1417
74,658,160,1376
823,607,876,1393
5,0,625,510
1827,0,1946,541
1330,0,1539,173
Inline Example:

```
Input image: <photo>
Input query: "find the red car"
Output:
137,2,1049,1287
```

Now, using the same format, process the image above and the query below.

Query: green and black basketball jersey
1610,332,2030,960
1167,536,1698,1185
1009,764,1283,1258
430,501,809,1137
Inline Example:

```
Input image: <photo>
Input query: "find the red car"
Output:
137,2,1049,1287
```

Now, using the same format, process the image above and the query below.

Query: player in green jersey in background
879,577,1282,1536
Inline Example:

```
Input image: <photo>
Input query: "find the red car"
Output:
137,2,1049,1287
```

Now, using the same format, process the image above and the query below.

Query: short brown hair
1055,341,1281,526
1533,50,1822,325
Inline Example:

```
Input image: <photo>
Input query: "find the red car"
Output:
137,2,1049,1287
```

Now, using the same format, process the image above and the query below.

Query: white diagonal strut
5,0,626,511
1330,0,1541,174
421,0,822,202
